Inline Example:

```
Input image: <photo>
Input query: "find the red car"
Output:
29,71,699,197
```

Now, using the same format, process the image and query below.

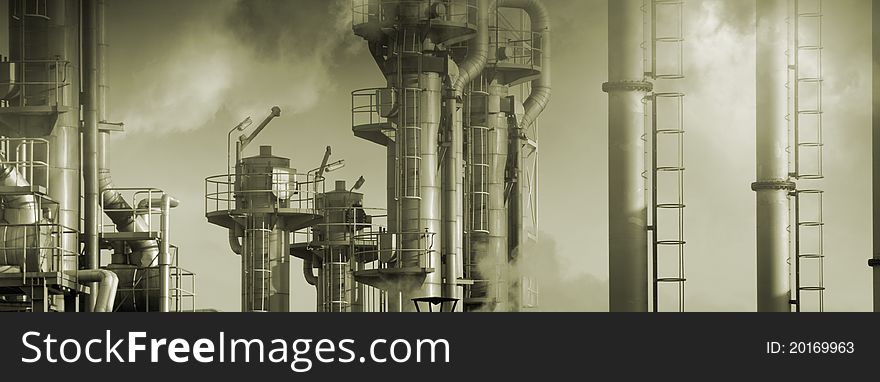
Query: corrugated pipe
453,0,490,95
68,269,118,312
99,169,159,267
495,0,551,128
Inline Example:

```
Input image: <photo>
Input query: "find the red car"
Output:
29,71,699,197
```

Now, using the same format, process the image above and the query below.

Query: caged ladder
787,0,826,312
646,0,686,312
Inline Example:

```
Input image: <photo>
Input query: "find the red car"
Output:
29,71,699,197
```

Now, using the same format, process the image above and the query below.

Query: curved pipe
69,269,118,312
453,0,490,95
495,0,551,128
303,255,318,286
228,227,242,255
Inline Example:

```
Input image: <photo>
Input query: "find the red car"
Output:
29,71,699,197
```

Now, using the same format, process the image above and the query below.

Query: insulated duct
453,0,490,96
303,255,318,286
495,0,552,129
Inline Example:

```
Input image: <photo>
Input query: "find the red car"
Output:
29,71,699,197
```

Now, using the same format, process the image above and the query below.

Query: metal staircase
788,0,826,312
647,0,686,312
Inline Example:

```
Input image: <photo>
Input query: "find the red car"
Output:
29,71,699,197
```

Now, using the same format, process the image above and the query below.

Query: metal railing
352,0,478,27
0,137,50,190
0,60,72,109
112,247,196,312
353,228,436,272
99,187,170,236
352,87,393,128
205,172,323,217
489,28,543,69
0,222,78,276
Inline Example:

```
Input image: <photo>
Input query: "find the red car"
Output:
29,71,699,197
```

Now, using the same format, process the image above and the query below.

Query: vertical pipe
158,194,171,312
604,0,652,312
398,72,443,310
753,0,793,312
268,226,289,311
82,0,101,312
487,82,509,311
96,0,110,181
872,0,880,312
442,99,463,310
508,108,522,312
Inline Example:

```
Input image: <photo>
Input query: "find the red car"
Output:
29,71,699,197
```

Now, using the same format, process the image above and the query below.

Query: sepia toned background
89,0,873,311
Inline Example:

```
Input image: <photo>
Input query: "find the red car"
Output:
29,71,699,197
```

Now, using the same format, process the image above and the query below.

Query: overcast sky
97,0,873,312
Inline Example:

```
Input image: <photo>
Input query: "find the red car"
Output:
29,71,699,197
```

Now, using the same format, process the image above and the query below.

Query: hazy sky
98,0,873,311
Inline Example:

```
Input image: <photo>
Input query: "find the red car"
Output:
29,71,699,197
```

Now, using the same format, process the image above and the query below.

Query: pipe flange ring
602,80,653,93
750,180,796,191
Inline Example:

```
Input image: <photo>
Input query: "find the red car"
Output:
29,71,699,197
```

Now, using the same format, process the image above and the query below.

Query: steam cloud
118,0,362,134
475,232,607,312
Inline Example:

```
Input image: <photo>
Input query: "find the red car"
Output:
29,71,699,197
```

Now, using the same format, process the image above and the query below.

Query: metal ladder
788,0,825,312
646,0,686,312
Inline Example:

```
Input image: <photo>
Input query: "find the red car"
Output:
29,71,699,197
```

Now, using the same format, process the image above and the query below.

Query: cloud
118,0,363,135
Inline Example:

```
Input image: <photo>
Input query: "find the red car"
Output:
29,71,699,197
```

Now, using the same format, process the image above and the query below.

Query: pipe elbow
69,269,119,312
303,256,318,286
228,227,242,255
452,0,490,94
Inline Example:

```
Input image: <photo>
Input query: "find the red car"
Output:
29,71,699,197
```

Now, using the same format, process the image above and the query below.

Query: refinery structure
0,0,877,312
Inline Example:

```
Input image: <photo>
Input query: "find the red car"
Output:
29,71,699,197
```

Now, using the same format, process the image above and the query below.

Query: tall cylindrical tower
207,145,323,312
351,0,477,312
465,80,509,312
753,0,793,312
604,0,652,312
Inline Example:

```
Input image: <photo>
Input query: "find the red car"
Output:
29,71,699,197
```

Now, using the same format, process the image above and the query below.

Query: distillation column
351,1,479,312
314,180,369,312
396,71,443,310
466,81,509,312
237,147,292,312
2,0,82,311
753,0,793,312
604,0,651,312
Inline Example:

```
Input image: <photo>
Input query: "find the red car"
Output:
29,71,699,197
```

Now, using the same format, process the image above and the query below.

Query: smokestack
753,0,793,312
603,0,652,312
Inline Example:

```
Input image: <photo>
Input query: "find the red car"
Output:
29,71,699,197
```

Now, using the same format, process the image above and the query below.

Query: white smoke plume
116,0,363,134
